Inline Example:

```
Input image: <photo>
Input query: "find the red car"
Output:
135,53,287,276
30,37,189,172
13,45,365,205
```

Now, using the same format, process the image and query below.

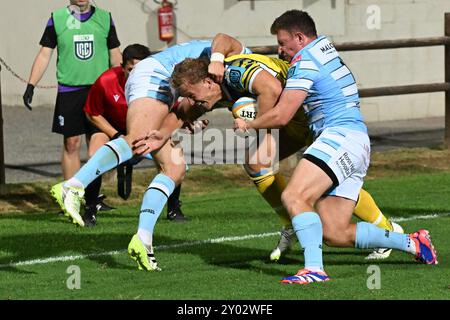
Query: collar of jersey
291,35,326,63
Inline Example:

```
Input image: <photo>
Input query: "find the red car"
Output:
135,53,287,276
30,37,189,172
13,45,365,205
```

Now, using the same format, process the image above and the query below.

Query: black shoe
167,202,187,222
83,205,97,227
96,194,115,212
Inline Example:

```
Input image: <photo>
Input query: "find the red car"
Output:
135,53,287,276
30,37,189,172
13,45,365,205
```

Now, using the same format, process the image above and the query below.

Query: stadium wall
0,0,448,123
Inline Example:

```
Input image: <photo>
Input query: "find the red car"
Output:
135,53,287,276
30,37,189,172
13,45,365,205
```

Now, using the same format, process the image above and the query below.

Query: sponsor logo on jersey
287,67,296,79
74,34,94,60
228,69,241,84
320,42,335,54
113,94,120,102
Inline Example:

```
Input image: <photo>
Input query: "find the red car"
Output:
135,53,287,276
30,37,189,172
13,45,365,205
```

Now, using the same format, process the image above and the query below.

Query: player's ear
294,31,306,46
204,77,214,87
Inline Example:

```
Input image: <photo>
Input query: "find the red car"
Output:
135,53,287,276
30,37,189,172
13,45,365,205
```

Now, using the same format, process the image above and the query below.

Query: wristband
210,52,225,63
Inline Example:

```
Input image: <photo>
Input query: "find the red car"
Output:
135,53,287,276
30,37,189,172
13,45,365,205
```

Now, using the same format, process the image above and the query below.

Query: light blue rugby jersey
152,40,212,75
284,36,367,138
152,40,252,75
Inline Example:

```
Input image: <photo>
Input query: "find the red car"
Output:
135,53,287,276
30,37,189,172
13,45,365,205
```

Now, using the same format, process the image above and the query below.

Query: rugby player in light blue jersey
51,34,250,271
234,10,438,284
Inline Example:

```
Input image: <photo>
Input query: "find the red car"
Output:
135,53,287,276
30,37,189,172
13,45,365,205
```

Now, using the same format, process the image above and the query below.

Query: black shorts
86,127,126,140
52,87,97,138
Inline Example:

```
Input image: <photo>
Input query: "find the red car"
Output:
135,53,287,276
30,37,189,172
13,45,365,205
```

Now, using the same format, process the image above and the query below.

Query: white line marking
1,212,448,268
0,232,278,268
390,213,450,222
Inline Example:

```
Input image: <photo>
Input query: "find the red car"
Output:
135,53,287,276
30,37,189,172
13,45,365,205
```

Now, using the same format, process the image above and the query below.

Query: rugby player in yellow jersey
133,53,403,261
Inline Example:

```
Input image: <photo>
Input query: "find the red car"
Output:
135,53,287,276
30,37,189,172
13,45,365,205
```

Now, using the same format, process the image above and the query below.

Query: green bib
53,7,111,86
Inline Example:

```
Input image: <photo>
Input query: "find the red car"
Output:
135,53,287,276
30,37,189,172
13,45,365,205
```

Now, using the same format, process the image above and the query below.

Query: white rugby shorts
303,127,370,201
125,57,175,107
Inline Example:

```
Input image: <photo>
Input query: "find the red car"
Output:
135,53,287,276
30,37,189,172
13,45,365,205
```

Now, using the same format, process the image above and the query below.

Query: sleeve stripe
286,78,314,90
331,65,350,81
284,87,310,92
248,68,263,94
243,65,260,90
299,60,319,71
342,83,358,96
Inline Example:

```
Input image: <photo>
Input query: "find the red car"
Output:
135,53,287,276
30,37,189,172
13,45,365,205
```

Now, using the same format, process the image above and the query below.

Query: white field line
1,212,448,268
0,232,278,268
390,213,450,222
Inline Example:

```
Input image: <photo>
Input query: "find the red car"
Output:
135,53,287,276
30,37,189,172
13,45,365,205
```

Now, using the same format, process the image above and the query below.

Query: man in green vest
23,0,122,202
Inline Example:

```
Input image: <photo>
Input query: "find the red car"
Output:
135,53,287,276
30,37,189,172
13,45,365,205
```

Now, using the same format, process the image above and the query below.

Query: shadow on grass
0,230,135,273
0,183,58,214
1,204,439,275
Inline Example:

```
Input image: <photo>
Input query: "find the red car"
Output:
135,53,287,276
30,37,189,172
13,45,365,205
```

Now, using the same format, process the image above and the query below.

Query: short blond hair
171,57,210,94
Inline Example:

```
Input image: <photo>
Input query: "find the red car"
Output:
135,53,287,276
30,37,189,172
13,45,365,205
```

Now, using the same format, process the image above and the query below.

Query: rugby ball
229,97,258,121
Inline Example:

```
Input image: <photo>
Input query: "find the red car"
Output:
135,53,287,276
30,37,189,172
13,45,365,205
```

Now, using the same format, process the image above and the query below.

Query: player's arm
132,99,209,155
209,33,246,83
132,99,191,155
156,111,184,143
238,59,318,130
251,70,283,116
86,113,119,139
237,89,307,131
211,33,245,57
151,97,210,139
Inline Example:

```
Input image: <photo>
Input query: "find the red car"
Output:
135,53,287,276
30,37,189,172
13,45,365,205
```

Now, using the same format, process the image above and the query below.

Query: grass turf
0,169,449,300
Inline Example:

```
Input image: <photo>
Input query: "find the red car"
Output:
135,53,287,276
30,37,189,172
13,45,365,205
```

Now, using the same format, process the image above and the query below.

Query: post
0,64,5,195
445,13,450,148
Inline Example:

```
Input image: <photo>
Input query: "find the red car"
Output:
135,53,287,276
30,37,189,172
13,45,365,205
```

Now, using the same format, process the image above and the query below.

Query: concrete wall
0,0,449,122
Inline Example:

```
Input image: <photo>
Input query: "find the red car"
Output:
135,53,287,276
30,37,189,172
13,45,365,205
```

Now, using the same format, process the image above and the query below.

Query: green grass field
0,152,449,300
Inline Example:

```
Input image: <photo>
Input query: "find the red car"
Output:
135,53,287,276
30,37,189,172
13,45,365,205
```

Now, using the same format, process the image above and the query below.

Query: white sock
64,177,84,189
137,228,153,253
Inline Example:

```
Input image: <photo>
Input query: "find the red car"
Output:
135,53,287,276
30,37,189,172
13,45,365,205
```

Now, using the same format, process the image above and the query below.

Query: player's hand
233,118,248,133
182,119,209,134
208,61,224,83
23,84,35,111
132,130,165,156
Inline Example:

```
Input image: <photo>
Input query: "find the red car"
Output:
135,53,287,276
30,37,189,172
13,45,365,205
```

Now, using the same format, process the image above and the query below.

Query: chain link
0,56,57,89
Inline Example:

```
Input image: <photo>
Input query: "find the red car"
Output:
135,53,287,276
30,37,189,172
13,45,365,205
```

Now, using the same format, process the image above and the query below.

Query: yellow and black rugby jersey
222,53,309,134
223,54,289,101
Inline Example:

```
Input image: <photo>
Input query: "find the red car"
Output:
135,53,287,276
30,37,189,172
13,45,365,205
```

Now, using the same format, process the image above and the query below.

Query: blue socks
71,137,132,188
137,174,176,248
292,212,324,271
355,222,412,252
